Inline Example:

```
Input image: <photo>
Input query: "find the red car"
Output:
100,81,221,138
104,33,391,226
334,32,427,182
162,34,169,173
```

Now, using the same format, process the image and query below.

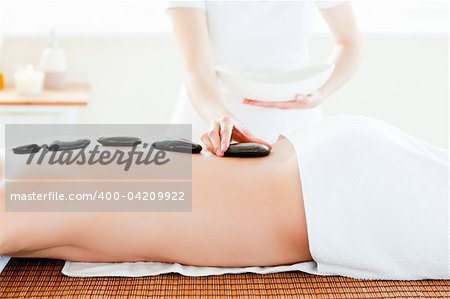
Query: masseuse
168,1,362,156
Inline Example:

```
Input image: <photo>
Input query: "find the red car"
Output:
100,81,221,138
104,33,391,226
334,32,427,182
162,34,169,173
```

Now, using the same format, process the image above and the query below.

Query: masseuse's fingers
207,121,221,154
218,116,233,155
233,124,272,149
201,116,272,156
201,120,224,155
243,92,324,109
200,133,214,153
243,98,299,109
293,94,318,108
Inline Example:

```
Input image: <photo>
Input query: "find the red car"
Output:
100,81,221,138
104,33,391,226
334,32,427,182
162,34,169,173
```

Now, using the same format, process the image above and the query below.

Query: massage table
0,258,448,298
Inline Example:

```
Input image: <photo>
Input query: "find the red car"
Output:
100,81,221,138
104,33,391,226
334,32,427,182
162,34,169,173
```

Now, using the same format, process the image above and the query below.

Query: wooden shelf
0,84,89,106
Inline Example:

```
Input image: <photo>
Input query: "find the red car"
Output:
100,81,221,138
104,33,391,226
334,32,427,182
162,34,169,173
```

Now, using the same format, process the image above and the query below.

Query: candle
14,65,45,96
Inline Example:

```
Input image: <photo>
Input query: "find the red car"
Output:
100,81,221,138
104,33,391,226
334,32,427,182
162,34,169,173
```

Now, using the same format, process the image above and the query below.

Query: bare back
0,137,311,267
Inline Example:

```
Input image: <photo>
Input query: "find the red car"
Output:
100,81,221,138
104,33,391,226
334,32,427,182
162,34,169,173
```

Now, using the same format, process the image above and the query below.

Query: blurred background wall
2,32,447,147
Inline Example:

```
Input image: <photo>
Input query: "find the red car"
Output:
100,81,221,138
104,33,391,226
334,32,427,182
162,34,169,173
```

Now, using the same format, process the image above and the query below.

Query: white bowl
215,63,335,102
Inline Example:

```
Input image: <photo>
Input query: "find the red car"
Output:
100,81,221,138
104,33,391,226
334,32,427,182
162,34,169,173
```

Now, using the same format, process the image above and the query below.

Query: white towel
281,116,449,280
0,256,10,274
62,261,321,277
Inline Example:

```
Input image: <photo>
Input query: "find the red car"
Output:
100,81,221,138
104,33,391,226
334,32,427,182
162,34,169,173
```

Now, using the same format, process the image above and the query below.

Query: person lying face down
0,116,448,280
0,132,310,268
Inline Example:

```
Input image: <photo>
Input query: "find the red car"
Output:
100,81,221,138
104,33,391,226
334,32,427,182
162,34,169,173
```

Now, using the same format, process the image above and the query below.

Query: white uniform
167,1,344,143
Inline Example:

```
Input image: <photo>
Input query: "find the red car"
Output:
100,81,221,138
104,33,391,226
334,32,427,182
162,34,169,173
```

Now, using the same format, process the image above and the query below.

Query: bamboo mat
0,258,448,298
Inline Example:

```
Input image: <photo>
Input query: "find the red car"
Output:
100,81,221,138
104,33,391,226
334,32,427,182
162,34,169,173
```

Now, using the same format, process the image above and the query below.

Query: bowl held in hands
215,63,335,102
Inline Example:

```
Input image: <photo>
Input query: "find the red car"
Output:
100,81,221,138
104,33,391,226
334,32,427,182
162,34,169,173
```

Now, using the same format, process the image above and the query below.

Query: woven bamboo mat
0,258,448,298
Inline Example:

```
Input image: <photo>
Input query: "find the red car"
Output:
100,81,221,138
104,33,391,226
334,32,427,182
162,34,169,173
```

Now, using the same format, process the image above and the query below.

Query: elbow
340,34,364,61
334,38,363,70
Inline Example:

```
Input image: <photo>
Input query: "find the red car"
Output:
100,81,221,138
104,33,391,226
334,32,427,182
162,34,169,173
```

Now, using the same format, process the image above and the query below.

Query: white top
167,0,344,71
167,0,344,143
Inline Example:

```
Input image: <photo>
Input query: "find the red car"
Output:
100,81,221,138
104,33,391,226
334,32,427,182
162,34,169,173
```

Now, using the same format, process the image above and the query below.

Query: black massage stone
152,140,202,154
12,144,42,154
224,143,270,157
48,139,91,151
97,136,142,147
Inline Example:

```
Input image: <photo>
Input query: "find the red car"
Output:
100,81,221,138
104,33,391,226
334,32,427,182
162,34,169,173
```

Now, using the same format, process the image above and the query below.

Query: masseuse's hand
201,115,272,157
243,90,325,109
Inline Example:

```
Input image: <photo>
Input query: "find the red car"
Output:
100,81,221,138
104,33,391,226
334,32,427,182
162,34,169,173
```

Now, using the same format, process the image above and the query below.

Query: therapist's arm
244,2,362,109
314,2,362,101
169,8,271,156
